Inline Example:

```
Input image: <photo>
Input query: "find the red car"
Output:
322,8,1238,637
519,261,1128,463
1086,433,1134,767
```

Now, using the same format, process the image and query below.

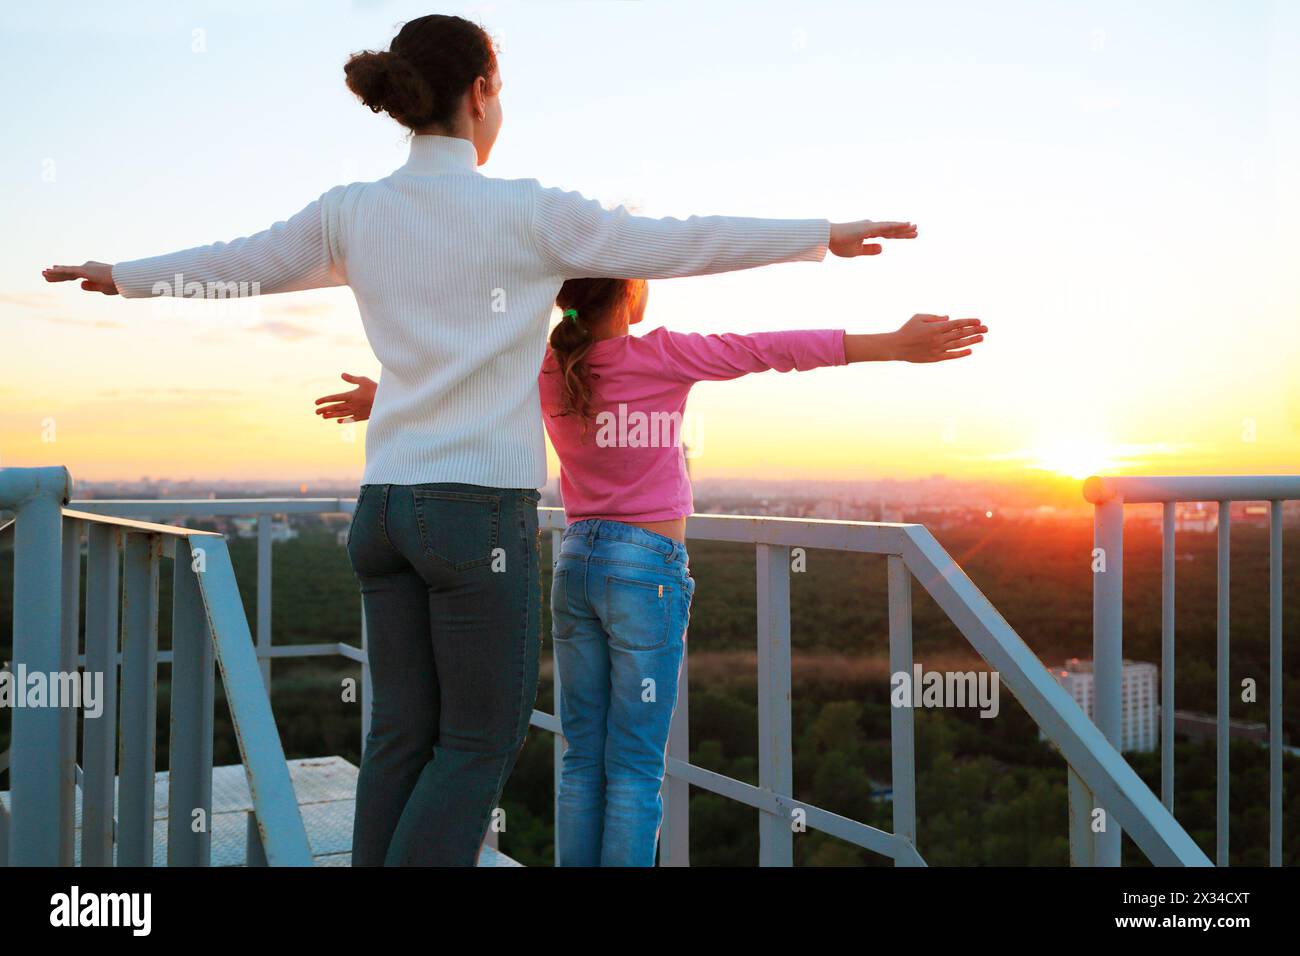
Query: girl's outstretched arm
652,314,987,384
846,314,987,364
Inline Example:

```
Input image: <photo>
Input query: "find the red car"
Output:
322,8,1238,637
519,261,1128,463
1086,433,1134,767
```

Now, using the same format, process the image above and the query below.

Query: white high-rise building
1047,658,1159,753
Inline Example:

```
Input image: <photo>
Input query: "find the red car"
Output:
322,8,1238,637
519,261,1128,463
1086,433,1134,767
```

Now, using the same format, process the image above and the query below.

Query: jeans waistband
563,519,688,565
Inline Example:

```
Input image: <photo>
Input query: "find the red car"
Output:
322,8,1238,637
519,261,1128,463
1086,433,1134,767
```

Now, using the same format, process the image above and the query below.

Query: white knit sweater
112,135,830,489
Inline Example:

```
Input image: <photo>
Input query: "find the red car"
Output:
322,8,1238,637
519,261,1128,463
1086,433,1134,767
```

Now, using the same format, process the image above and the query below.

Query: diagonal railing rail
0,466,312,866
557,511,1211,867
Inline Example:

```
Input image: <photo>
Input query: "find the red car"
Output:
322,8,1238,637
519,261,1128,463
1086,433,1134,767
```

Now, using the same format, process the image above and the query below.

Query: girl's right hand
314,373,377,423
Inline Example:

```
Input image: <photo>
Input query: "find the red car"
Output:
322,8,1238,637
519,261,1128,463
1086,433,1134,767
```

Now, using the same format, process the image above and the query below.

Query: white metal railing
1083,475,1297,867
43,492,1214,865
0,467,312,866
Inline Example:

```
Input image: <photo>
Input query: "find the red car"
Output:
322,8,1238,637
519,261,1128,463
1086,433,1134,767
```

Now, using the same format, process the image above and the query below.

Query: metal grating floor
1,755,521,867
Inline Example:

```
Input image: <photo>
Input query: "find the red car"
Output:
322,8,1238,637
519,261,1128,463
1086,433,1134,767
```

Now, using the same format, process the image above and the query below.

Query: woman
43,13,917,867
317,280,985,865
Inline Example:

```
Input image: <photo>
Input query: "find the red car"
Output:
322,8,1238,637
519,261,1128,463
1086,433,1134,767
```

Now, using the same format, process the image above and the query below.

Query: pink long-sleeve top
538,326,847,523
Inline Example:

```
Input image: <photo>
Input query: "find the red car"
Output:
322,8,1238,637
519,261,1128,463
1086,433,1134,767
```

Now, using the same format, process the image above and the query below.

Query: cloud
97,386,241,399
249,319,319,341
0,293,56,308
36,315,126,330
259,301,340,319
0,292,125,328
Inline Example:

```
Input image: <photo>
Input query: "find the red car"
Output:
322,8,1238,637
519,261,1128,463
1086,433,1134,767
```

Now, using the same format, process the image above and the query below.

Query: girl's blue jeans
551,519,695,867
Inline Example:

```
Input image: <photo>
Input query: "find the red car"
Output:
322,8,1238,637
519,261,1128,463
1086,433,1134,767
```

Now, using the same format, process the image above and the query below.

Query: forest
2,513,1296,865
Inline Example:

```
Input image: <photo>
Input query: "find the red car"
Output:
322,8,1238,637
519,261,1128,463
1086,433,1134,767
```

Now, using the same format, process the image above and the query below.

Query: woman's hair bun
343,15,497,132
343,49,436,129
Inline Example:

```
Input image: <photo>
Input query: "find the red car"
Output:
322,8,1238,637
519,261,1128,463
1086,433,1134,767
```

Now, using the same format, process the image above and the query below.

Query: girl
43,14,917,867
316,280,986,865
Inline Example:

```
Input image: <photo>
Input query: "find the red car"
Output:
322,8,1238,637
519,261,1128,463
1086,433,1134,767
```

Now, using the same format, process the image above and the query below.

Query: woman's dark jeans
346,482,541,866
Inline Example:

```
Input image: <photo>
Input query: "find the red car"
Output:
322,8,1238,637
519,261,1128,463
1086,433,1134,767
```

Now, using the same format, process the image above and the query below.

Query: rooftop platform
0,756,521,867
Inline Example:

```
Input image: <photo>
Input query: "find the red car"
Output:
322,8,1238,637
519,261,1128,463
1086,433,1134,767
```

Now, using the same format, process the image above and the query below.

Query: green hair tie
563,308,579,323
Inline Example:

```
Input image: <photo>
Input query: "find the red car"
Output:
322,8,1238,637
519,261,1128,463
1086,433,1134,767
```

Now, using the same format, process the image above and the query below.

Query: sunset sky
2,0,1297,487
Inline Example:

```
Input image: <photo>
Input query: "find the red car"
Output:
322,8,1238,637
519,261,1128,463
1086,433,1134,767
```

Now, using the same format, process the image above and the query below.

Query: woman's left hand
42,261,119,295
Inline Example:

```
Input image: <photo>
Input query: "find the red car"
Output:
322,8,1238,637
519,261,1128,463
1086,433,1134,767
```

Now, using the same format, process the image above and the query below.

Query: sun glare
1032,440,1119,480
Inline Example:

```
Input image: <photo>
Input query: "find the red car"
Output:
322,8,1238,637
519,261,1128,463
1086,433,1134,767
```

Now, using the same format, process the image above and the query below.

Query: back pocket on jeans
604,575,673,650
413,489,500,570
345,485,370,556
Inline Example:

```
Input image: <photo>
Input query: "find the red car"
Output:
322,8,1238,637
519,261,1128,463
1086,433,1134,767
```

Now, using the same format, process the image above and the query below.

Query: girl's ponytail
548,278,644,428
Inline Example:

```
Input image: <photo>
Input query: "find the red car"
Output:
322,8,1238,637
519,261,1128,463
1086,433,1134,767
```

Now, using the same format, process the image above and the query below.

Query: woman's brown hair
548,278,646,427
344,15,497,131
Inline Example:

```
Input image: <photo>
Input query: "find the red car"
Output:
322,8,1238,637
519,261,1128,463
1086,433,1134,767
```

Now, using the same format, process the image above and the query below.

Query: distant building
1045,658,1159,753
230,516,298,543
1176,502,1217,533
1172,710,1267,744
878,498,905,523
1239,502,1272,526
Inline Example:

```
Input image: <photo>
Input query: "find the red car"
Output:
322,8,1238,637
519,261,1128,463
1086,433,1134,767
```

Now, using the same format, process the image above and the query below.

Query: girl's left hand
314,373,378,424
42,261,118,294
889,314,987,363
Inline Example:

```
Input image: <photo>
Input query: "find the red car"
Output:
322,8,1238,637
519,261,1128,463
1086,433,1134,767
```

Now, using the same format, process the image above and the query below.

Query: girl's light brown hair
547,278,645,427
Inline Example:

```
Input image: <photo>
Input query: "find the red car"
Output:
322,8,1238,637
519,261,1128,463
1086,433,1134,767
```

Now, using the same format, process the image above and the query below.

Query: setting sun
1032,439,1120,481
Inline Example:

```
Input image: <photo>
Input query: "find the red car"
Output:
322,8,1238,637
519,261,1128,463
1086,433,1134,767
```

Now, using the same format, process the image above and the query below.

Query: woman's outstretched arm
531,185,916,280
42,192,345,298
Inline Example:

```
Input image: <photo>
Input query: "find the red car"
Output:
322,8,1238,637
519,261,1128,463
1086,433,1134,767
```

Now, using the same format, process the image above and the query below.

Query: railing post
256,514,273,692
246,811,267,866
118,532,161,866
1215,501,1231,866
660,543,691,867
756,544,793,866
550,529,566,866
1268,501,1282,867
3,466,71,866
58,517,82,865
82,521,122,867
1067,769,1097,866
1092,497,1124,866
887,555,919,864
168,538,214,866
1161,502,1176,811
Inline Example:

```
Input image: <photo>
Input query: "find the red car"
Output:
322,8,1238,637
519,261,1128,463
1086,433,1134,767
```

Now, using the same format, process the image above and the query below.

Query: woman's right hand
828,221,918,258
42,261,119,294
314,373,378,424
